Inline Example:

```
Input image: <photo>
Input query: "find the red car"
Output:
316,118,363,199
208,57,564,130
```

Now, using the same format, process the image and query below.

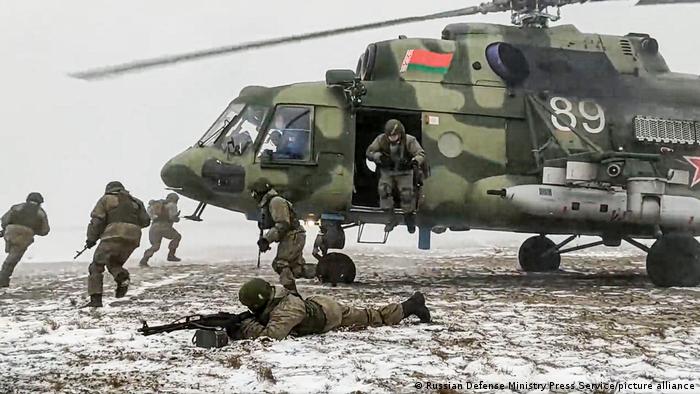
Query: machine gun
138,311,252,336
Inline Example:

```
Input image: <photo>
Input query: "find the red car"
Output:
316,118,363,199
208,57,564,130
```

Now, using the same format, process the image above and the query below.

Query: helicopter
72,0,700,287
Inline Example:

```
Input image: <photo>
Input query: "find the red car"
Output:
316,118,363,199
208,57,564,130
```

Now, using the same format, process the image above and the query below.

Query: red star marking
684,156,700,187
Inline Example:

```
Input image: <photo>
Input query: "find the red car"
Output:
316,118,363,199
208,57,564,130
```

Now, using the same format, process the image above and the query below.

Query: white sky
0,0,698,261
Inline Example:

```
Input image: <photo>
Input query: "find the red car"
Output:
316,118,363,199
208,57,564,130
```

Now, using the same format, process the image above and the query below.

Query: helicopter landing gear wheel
316,253,356,285
646,234,700,287
518,235,561,272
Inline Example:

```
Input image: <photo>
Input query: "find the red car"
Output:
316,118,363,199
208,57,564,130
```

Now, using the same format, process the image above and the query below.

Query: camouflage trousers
1,225,34,283
271,230,313,290
88,239,137,296
378,170,415,213
309,295,404,331
141,222,181,261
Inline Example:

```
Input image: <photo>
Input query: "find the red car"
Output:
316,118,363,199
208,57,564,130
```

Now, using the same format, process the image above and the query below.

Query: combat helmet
105,181,125,194
166,192,179,202
238,278,273,312
26,192,44,204
383,119,405,138
250,179,273,202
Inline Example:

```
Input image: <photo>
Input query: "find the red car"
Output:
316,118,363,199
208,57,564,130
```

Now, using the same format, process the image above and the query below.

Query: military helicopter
72,0,700,287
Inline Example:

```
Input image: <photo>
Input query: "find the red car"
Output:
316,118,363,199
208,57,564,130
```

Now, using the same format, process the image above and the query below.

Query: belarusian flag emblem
400,49,454,74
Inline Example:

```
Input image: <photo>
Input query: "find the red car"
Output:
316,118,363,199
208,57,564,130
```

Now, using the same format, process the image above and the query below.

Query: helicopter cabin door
352,108,423,208
254,104,354,217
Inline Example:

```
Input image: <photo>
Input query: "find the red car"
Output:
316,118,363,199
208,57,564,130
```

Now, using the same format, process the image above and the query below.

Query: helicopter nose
160,160,198,189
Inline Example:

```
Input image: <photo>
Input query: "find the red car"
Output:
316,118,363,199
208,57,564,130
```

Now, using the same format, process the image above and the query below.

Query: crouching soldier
0,193,50,287
83,181,150,307
139,193,182,267
250,180,315,292
233,278,431,340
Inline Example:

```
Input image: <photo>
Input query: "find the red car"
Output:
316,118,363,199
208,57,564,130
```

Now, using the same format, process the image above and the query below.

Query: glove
85,240,97,249
378,154,392,167
257,238,271,253
0,229,4,238
411,158,420,169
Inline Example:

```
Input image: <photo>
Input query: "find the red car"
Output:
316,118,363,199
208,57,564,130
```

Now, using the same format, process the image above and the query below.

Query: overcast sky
0,0,698,261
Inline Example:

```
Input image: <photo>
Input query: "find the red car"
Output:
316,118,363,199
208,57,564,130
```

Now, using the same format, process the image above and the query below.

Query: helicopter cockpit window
198,103,244,147
218,104,269,155
257,105,313,162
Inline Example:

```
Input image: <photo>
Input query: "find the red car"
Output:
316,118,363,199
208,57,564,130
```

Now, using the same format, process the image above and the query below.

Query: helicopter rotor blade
69,4,508,81
635,0,700,5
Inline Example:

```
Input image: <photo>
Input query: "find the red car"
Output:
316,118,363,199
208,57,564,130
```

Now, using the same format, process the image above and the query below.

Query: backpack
148,199,169,222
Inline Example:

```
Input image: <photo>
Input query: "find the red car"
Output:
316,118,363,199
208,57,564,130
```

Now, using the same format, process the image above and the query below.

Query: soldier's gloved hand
85,240,97,249
379,154,393,167
411,158,420,169
257,238,271,253
0,229,4,238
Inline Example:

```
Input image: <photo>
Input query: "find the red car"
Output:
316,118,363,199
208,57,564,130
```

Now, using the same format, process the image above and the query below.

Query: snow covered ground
1,247,699,393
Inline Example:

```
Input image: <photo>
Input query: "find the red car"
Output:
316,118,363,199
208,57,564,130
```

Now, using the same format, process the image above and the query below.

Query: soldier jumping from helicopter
139,193,182,267
366,119,426,233
251,180,315,293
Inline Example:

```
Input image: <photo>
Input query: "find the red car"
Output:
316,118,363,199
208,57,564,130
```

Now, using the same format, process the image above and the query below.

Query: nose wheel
316,252,356,285
646,233,700,287
518,235,561,272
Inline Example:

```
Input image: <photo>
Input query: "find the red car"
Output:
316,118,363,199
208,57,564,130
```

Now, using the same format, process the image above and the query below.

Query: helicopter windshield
198,102,244,146
218,104,269,155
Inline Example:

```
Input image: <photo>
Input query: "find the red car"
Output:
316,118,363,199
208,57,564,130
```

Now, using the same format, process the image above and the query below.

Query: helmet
26,192,44,204
250,179,272,202
238,278,273,312
383,119,405,137
105,181,125,193
166,193,179,202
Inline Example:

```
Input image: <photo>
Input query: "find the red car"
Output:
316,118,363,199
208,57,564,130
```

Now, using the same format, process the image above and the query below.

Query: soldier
83,181,150,307
0,193,50,287
139,193,182,267
250,180,315,292
233,278,431,340
366,119,426,233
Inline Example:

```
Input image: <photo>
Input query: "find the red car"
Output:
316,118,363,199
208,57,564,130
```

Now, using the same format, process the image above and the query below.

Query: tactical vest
10,203,43,233
292,299,327,336
376,135,412,171
106,193,142,226
259,195,299,230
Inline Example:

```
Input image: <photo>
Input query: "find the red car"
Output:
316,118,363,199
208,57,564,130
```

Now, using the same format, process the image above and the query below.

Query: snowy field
1,246,699,394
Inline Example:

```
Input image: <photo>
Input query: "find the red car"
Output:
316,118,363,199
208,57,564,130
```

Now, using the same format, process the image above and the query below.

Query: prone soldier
250,180,315,292
139,193,182,267
366,119,426,233
0,193,50,287
83,181,150,307
233,278,431,340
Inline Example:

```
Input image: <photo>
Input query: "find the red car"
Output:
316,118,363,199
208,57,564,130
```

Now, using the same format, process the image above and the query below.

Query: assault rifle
138,311,253,336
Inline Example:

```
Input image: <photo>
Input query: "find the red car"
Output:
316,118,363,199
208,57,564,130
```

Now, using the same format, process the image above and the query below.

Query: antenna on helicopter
69,0,699,80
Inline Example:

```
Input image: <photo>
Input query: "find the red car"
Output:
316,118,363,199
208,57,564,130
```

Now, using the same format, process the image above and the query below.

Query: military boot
115,279,129,298
405,213,416,234
82,294,103,308
167,250,181,262
0,276,10,288
301,263,317,279
400,292,431,323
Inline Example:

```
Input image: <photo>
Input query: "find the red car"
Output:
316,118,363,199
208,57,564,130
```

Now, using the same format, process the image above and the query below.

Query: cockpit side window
198,103,243,147
256,105,314,162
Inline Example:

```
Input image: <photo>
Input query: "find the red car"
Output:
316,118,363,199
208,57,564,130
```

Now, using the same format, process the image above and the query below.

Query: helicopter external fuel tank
497,161,700,230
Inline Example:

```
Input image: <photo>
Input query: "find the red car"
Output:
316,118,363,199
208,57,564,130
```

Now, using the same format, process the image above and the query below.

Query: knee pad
378,183,392,198
271,259,290,274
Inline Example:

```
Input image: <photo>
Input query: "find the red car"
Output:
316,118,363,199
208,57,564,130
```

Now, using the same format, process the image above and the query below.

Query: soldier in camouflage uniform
366,119,426,233
233,278,431,340
0,193,50,287
251,180,315,292
83,181,150,307
139,193,182,267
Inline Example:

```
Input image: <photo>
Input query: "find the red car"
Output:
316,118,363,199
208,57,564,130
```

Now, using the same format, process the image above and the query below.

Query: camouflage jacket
87,191,150,244
259,190,303,243
237,286,326,340
1,202,50,236
366,133,425,171
148,200,179,225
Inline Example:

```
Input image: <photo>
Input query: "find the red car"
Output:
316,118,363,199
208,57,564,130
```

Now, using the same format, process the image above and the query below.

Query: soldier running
0,193,50,287
250,180,315,292
83,181,150,307
366,119,426,233
139,193,182,267
233,278,431,340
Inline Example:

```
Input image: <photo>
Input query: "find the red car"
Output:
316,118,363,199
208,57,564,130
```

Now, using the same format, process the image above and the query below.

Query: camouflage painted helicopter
73,0,700,287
